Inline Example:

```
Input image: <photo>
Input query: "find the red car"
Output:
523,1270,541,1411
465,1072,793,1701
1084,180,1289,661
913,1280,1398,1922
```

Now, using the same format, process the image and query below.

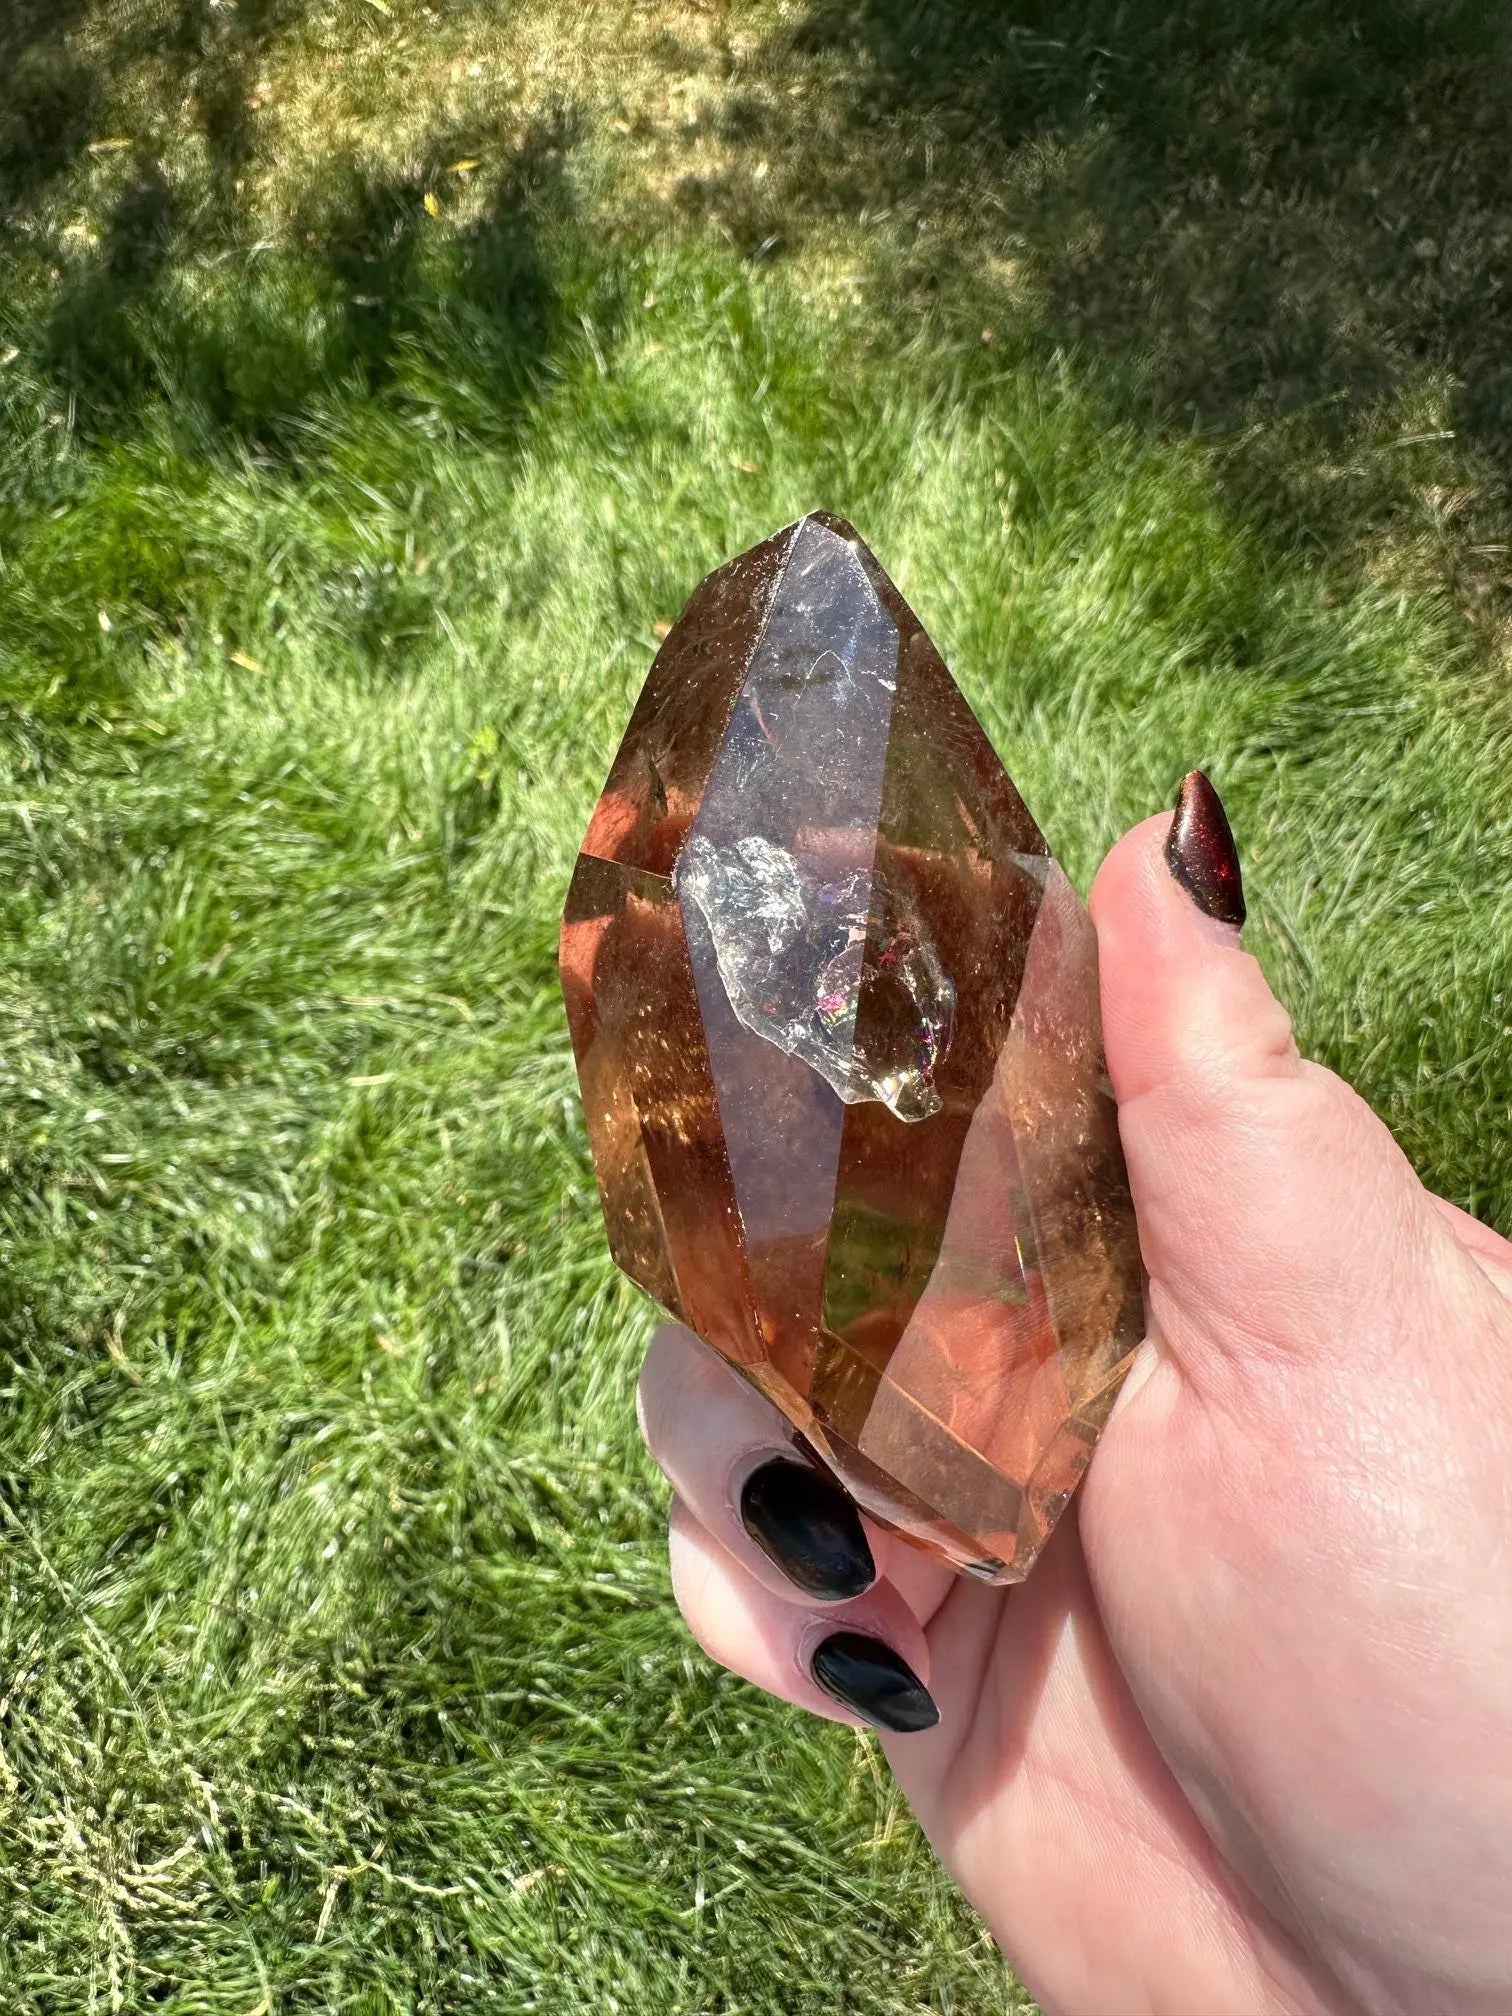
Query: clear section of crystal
680,515,900,1334
677,833,955,1121
688,518,900,859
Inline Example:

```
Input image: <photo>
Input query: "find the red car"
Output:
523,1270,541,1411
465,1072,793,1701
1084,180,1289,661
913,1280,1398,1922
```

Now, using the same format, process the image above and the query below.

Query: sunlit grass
1,4,1510,2011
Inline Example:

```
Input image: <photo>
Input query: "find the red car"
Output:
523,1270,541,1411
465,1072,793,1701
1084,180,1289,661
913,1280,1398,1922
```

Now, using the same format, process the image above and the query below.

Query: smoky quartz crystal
560,514,1144,1582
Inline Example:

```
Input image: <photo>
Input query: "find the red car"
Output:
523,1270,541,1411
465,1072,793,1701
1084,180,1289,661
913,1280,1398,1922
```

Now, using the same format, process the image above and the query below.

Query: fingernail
810,1630,939,1734
1165,769,1246,927
740,1457,876,1601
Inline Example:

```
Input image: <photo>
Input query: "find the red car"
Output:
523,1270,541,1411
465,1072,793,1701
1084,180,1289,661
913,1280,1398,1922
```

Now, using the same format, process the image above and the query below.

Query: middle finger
639,1320,891,1606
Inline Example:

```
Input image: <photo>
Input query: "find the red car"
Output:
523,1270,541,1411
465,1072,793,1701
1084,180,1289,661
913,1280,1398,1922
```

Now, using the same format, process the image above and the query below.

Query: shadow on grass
0,5,581,741
0,0,573,458
36,117,573,455
15,0,1512,573
0,0,304,225
683,0,1512,593
0,0,98,218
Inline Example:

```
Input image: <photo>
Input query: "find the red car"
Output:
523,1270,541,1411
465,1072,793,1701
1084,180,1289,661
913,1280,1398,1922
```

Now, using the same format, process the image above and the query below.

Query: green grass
1,3,1510,2011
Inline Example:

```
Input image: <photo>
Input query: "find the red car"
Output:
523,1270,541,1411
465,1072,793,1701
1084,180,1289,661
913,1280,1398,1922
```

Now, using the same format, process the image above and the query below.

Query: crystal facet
560,514,1143,1582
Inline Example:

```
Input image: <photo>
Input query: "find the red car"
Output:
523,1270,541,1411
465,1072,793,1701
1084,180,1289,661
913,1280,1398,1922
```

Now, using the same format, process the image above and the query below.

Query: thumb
1089,774,1470,1381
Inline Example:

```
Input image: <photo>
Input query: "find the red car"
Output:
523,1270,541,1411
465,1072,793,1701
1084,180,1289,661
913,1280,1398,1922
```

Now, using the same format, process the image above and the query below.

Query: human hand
638,775,1512,2016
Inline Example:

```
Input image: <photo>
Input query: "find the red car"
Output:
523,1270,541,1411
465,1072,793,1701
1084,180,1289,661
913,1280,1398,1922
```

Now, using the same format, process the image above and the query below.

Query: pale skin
638,811,1512,2016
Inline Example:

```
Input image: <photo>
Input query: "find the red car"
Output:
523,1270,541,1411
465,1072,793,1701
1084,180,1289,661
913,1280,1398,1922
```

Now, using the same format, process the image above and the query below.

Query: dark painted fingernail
1165,769,1246,927
811,1631,939,1734
740,1457,876,1600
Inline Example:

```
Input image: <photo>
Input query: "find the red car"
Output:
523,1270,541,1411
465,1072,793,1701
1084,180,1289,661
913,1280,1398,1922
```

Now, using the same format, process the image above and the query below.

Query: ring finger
667,1495,940,1735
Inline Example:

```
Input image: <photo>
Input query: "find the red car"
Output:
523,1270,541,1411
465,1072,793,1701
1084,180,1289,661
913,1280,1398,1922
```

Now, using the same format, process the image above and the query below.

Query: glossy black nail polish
740,1457,876,1600
1165,769,1246,927
811,1631,939,1734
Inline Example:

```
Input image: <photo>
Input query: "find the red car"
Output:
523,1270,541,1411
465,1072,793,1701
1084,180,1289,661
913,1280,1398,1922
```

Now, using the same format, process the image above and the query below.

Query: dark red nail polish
1164,770,1246,927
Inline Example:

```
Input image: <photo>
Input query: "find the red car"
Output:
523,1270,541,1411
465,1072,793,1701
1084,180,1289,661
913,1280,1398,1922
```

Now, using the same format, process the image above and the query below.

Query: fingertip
1089,800,1454,1370
1165,769,1247,928
1090,808,1296,1109
809,1630,940,1734
738,1455,877,1601
667,1498,936,1734
637,1319,720,1450
1088,810,1173,934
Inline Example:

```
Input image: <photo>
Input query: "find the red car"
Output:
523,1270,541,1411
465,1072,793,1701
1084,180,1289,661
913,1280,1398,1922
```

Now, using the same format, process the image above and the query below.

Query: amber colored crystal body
560,514,1143,1582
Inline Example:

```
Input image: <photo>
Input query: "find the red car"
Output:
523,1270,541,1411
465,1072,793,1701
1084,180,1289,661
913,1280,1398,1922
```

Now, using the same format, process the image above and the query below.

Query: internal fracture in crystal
560,513,1144,1582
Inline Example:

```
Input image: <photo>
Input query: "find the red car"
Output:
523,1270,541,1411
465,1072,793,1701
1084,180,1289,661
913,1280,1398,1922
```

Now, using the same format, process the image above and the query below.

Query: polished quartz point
559,514,1144,1582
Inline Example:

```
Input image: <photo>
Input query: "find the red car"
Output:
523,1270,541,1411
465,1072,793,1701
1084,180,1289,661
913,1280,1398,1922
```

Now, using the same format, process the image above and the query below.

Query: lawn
1,2,1509,2011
